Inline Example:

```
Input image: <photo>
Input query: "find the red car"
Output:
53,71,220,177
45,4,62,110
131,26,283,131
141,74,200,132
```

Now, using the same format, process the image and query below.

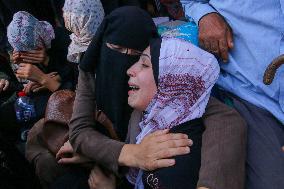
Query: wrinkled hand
88,166,116,189
119,129,192,171
16,63,45,83
199,12,234,62
0,79,9,93
56,140,90,164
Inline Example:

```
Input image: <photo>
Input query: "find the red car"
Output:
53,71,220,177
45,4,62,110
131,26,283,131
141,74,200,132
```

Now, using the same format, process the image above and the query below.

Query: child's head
63,0,105,63
7,11,55,52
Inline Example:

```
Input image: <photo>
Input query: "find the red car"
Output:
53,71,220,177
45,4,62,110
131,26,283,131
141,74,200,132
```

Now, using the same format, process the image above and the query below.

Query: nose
127,64,136,77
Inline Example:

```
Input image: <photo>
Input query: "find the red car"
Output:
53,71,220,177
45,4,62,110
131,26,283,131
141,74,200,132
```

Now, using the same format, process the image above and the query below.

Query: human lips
128,82,140,95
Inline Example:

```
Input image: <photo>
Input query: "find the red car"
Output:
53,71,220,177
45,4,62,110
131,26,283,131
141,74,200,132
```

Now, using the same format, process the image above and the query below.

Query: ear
79,18,108,72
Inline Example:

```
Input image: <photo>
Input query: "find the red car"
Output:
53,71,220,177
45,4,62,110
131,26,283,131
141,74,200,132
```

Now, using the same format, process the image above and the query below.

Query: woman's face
127,46,157,111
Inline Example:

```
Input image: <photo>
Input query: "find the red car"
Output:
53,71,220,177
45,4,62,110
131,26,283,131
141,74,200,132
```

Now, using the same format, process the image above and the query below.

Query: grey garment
128,97,247,189
26,119,69,189
231,96,284,189
69,68,125,175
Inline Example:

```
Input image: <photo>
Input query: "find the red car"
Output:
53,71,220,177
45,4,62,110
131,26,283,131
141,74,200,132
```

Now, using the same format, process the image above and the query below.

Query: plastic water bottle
14,91,36,123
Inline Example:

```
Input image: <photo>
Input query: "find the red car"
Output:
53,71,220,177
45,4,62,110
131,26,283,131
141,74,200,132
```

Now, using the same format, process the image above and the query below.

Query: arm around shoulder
69,67,125,174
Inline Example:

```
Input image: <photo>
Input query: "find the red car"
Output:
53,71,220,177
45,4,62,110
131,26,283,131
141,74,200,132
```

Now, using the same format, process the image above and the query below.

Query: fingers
155,146,190,160
226,28,234,49
151,129,169,136
12,52,21,64
21,57,44,64
88,166,116,189
88,168,99,189
57,156,77,164
88,174,96,189
47,72,58,77
0,79,9,92
2,80,9,91
32,85,45,92
56,141,73,160
16,63,43,82
15,63,31,79
198,12,233,62
219,38,229,62
210,40,220,56
159,137,193,148
148,159,176,170
154,132,189,143
203,40,211,52
16,48,47,64
23,82,33,94
23,81,44,94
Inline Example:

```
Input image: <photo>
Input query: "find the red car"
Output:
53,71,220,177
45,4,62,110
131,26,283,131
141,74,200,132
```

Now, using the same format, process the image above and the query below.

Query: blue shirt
181,0,284,124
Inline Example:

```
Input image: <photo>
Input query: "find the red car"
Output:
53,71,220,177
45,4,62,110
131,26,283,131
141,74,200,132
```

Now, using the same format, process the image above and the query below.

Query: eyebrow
139,53,151,60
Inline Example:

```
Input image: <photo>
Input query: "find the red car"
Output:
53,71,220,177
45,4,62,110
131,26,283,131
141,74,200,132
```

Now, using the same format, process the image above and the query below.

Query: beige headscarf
63,0,104,63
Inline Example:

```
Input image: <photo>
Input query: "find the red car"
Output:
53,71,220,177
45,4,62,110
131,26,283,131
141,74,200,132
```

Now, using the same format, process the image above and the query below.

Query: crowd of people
0,0,283,189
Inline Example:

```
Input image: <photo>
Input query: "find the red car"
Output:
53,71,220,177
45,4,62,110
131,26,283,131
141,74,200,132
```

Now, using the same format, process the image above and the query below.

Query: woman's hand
118,129,193,171
20,47,48,65
0,79,9,93
88,166,116,189
12,51,22,64
16,63,45,83
23,72,60,94
23,81,46,94
56,140,91,164
16,64,61,92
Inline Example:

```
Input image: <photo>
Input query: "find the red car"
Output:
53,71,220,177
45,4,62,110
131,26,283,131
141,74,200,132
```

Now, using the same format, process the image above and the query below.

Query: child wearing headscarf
63,0,104,64
6,11,74,124
126,37,219,189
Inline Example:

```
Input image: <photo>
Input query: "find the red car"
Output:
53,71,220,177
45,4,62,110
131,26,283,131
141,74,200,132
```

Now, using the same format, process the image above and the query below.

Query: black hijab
100,0,142,15
149,37,162,86
80,6,158,140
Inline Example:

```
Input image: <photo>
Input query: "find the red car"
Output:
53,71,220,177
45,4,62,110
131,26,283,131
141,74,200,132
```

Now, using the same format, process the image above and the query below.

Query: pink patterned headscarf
128,37,220,188
7,11,55,51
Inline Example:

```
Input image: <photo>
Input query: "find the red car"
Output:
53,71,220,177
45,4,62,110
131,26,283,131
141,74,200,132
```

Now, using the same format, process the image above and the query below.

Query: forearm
69,68,125,174
180,0,217,24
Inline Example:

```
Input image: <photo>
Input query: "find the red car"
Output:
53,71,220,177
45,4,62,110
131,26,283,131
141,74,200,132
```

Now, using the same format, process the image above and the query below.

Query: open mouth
129,85,140,91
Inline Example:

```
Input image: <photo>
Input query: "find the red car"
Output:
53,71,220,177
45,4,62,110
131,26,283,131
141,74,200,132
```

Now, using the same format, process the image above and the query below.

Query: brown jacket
69,68,125,174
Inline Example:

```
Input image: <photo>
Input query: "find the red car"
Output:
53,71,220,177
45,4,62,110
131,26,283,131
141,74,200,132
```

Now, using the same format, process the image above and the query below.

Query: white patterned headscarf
127,37,220,189
63,0,104,63
7,11,55,51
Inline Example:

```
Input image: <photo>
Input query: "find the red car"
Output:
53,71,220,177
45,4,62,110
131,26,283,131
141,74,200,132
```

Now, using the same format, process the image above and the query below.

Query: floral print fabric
63,0,105,63
7,11,55,51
